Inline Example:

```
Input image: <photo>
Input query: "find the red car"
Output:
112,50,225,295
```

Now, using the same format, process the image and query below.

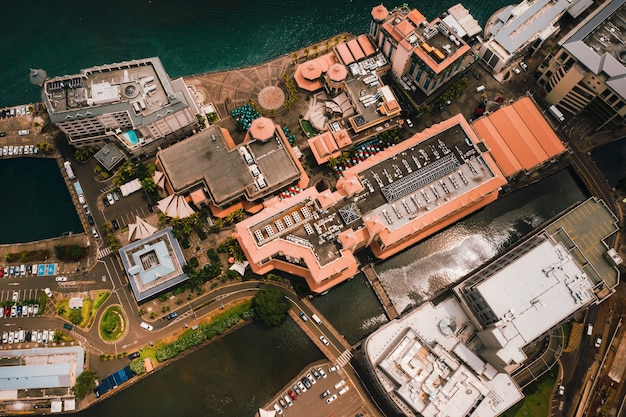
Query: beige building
42,57,199,156
537,0,626,130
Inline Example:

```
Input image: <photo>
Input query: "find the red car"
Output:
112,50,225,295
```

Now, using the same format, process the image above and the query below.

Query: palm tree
141,177,157,194
324,40,331,52
303,48,310,60
292,52,299,64
337,151,350,165
312,44,319,56
327,156,338,169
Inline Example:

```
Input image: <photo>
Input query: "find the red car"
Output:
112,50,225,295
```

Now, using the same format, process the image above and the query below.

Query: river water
0,158,82,243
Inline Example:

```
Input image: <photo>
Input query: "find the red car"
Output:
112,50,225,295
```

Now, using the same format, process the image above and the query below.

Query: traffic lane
288,300,344,355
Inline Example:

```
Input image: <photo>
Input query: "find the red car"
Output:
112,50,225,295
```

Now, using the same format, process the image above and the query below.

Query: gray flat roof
119,227,188,302
42,57,191,127
94,143,126,171
0,346,85,391
562,0,626,99
157,125,300,207
492,0,571,54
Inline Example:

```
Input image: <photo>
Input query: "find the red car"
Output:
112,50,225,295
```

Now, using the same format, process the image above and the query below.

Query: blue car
166,312,178,320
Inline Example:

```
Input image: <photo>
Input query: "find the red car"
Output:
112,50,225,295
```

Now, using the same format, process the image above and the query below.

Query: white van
78,194,86,204
587,323,593,336
18,130,30,135
475,85,485,93
140,322,154,331
311,314,323,325
339,386,350,395
334,380,346,390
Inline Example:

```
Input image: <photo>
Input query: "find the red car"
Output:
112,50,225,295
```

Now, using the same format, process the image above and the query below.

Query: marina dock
361,263,399,320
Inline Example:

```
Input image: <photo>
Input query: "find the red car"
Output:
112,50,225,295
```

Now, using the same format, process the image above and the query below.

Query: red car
288,390,297,401
3,306,9,317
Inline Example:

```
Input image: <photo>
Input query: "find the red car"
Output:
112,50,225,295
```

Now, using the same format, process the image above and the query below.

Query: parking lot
266,362,365,417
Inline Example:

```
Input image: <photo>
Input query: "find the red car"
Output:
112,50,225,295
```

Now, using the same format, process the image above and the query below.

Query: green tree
72,369,97,399
252,286,290,327
74,146,95,162
130,358,146,375
53,330,63,343
69,308,83,325
141,176,157,193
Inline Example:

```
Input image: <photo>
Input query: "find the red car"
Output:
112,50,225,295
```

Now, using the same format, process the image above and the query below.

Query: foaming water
377,169,587,312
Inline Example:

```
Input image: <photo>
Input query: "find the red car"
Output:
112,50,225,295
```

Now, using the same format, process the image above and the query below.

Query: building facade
42,57,199,156
369,4,476,96
536,0,626,130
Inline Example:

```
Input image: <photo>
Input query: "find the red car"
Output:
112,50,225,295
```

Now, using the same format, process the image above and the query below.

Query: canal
0,157,82,244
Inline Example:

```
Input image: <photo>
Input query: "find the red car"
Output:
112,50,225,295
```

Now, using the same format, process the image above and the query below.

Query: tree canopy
72,369,97,399
252,286,290,327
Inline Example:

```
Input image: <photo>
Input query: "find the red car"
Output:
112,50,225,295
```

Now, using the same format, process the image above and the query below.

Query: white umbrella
153,170,165,189
157,194,195,219
128,216,158,241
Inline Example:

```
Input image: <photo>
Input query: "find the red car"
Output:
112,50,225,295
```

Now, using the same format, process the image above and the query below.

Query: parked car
107,193,115,205
166,312,178,320
326,394,338,404
12,291,19,303
320,389,331,399
92,227,99,239
128,351,141,360
558,385,565,396
299,312,308,322
318,367,327,378
55,276,68,282
406,118,413,128
301,377,311,390
311,368,321,379
87,215,94,225
63,323,73,331
111,219,120,230
306,373,316,385
103,197,110,207
595,336,602,348
520,61,528,71
33,304,39,315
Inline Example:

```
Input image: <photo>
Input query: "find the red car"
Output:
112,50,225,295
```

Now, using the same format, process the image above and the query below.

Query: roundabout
99,304,128,343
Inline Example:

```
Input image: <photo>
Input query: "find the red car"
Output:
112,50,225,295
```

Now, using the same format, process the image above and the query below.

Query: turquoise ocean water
1,0,515,108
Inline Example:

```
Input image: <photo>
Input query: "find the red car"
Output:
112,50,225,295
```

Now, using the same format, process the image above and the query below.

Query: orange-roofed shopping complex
236,99,566,293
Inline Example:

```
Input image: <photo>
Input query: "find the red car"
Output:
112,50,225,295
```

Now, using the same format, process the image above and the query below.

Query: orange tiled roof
406,9,426,26
347,39,365,61
300,60,323,80
248,117,276,141
395,19,415,37
327,63,348,82
357,35,376,57
511,98,565,157
472,117,522,177
294,67,324,91
381,21,403,42
371,4,389,21
336,43,355,65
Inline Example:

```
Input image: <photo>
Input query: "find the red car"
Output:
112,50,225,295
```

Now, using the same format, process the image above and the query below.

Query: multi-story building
364,197,620,417
236,98,565,293
537,0,626,130
479,0,575,74
369,4,478,96
42,57,199,156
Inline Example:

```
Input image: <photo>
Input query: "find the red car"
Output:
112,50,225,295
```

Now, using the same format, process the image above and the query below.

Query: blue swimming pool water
122,130,139,145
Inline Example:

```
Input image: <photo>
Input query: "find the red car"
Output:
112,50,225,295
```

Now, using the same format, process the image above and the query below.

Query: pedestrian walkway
98,247,112,259
362,263,399,320
336,349,353,367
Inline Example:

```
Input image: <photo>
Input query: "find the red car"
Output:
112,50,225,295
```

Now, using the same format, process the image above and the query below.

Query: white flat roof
475,240,593,346
365,298,522,417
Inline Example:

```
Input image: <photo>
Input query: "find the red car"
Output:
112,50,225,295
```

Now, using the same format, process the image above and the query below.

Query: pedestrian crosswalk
98,247,112,259
336,350,353,367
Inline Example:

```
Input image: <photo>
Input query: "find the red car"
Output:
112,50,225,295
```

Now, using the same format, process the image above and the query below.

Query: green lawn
99,305,126,342
501,367,557,417
301,119,317,138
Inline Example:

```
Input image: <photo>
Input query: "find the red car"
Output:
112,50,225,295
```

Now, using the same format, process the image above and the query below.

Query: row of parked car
1,295,40,318
1,106,29,118
273,366,332,414
2,144,38,157
1,264,39,277
1,328,55,345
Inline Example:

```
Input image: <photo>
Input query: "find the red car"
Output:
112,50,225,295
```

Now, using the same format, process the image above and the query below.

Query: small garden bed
99,305,127,342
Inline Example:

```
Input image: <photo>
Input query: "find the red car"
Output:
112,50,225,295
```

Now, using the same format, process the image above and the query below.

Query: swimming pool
121,130,139,145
